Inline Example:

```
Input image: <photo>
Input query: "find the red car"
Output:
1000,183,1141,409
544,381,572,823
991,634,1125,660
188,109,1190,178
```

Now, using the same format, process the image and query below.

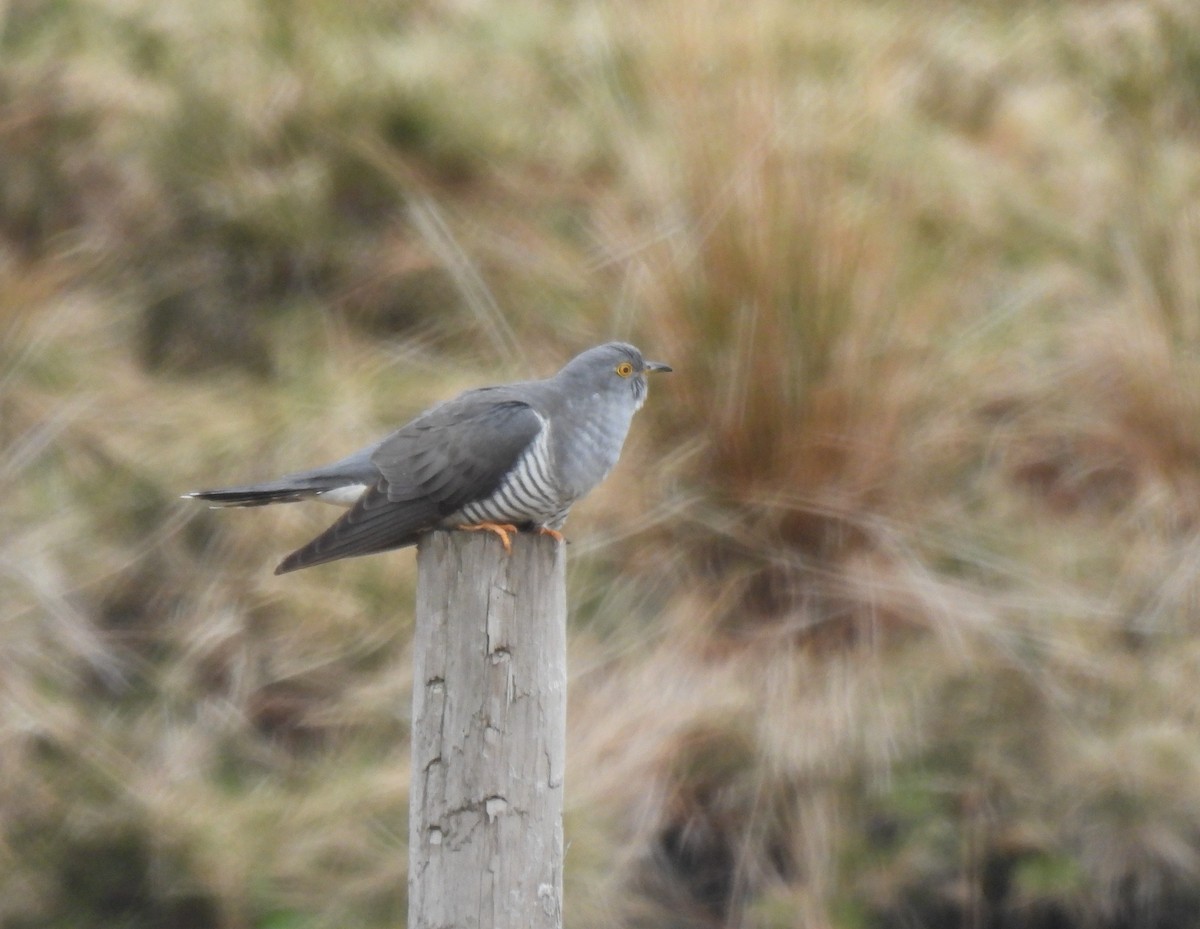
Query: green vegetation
5,0,1200,926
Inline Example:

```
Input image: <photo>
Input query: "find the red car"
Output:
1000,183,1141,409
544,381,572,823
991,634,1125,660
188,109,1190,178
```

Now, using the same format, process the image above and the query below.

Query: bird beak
644,361,673,373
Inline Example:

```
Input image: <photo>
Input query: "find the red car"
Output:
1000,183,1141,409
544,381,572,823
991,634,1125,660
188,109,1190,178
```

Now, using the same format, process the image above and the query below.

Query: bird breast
553,396,636,498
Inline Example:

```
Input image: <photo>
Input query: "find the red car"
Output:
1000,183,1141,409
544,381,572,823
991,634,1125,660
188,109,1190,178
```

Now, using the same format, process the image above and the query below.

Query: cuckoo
185,342,671,574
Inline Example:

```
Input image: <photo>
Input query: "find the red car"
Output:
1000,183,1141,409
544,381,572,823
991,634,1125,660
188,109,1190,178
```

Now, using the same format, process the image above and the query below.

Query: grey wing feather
373,395,545,512
275,395,544,573
274,482,440,574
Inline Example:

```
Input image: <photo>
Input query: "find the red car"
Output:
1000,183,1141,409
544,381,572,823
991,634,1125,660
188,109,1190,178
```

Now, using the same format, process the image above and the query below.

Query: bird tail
185,449,379,508
184,477,363,508
185,485,309,507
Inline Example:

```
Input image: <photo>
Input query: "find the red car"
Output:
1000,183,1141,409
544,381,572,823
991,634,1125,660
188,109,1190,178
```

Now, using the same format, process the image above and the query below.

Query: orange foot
537,527,566,544
458,521,519,554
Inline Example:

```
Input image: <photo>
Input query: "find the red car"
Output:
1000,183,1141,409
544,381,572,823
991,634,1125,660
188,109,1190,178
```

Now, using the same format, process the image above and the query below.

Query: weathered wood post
409,530,567,929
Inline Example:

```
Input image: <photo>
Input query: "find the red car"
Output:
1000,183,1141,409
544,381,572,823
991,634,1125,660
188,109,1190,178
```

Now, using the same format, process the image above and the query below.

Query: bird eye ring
615,362,634,378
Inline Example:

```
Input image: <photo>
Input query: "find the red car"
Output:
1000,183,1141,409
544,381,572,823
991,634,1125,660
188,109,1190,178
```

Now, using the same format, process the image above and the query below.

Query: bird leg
536,527,566,544
457,521,519,554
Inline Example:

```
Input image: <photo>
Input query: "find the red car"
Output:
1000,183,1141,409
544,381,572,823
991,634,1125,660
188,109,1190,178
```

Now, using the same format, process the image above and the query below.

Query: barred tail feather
185,486,315,507
185,479,369,509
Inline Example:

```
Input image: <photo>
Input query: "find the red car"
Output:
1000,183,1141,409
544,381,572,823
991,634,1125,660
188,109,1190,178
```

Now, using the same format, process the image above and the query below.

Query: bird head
558,342,672,410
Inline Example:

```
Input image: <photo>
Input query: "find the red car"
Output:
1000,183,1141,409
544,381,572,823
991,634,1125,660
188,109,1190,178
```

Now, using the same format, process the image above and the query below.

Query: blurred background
5,0,1200,926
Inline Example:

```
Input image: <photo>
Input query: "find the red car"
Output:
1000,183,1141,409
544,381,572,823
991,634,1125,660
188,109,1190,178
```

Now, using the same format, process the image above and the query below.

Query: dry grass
6,0,1200,927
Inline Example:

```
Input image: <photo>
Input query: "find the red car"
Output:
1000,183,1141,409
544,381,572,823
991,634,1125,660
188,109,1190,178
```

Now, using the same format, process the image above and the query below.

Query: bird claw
537,527,566,544
458,521,518,554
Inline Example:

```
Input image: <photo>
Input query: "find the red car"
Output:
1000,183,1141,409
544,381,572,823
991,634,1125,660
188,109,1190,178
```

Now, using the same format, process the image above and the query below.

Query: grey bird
186,342,671,574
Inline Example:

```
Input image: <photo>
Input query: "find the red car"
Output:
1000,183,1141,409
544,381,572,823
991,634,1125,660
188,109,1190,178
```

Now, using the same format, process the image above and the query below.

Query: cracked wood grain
409,531,566,929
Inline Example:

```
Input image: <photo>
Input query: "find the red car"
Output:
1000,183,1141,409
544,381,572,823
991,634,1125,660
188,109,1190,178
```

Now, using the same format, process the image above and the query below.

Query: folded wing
274,395,543,574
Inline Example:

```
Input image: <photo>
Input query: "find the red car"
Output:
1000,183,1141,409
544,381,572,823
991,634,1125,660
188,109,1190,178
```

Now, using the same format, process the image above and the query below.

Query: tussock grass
582,0,967,645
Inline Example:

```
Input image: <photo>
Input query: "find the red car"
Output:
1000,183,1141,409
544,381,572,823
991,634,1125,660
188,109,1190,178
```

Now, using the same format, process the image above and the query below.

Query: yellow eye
615,361,634,378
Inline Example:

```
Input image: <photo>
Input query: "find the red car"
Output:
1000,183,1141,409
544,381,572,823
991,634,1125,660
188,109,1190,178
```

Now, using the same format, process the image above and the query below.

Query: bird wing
373,392,546,513
275,393,544,573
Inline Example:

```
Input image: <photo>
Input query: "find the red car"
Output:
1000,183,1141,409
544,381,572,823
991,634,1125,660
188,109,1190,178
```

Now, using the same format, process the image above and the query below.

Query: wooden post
409,531,567,929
